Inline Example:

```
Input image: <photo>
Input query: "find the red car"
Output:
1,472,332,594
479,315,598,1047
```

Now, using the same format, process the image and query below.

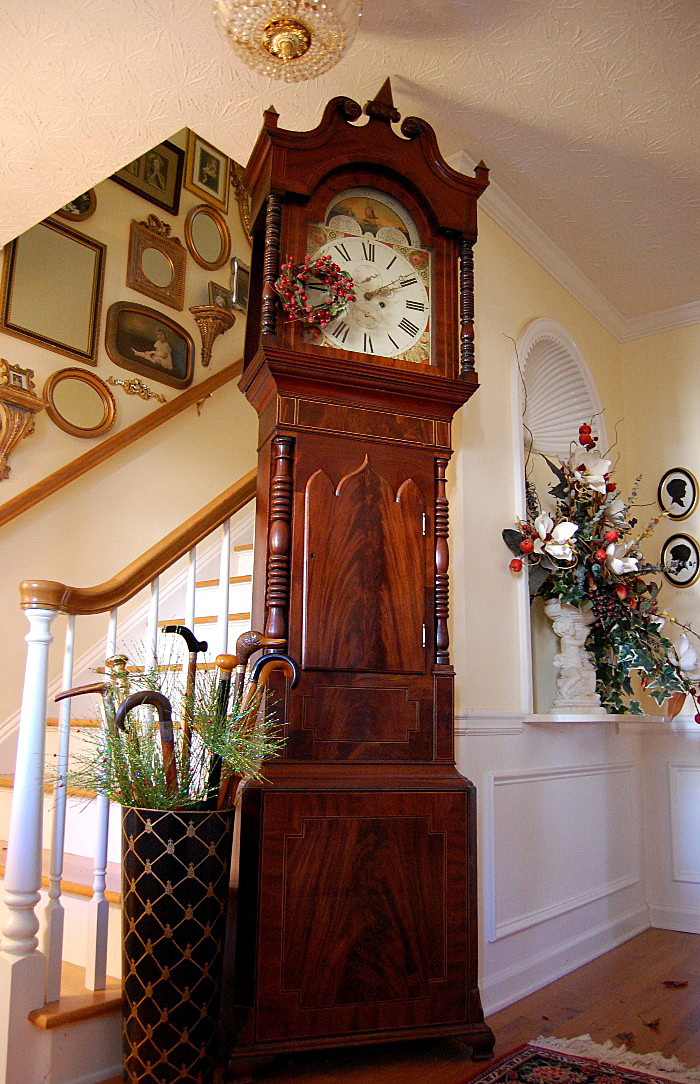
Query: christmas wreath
274,253,355,329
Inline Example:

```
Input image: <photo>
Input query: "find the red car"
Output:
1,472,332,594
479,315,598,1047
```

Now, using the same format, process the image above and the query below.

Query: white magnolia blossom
533,512,578,562
571,451,612,494
669,634,700,680
605,541,639,575
604,496,628,525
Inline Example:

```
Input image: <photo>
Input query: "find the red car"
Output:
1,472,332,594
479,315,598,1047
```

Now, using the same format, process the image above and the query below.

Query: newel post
0,601,58,1082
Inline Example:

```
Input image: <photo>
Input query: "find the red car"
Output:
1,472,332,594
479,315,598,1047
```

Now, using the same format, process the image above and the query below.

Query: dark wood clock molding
224,80,495,1071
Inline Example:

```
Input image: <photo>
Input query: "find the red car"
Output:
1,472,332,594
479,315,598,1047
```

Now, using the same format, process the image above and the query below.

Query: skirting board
648,905,700,935
481,905,648,1014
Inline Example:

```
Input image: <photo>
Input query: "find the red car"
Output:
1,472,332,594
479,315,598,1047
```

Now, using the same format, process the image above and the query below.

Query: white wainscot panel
485,763,640,941
669,763,700,883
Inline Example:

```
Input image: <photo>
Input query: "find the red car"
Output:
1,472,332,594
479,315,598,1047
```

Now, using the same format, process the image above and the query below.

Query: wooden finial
364,78,400,124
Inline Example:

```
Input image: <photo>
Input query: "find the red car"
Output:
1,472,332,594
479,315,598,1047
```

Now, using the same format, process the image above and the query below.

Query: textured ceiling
0,0,697,324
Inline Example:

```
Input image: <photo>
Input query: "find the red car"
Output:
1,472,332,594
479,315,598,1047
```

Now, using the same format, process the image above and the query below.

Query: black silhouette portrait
669,543,692,571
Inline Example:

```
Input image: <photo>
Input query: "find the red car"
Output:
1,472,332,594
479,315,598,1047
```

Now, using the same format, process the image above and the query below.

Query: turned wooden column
264,435,294,644
435,457,450,665
459,238,476,377
261,194,282,338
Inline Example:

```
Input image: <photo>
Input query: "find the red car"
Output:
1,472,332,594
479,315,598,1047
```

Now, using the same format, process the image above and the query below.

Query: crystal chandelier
213,0,362,82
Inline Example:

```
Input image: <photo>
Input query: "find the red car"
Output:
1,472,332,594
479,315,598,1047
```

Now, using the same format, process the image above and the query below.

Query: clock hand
364,273,415,300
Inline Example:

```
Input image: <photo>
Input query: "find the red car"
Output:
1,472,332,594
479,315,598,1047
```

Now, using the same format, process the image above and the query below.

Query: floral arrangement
503,422,700,717
274,253,355,329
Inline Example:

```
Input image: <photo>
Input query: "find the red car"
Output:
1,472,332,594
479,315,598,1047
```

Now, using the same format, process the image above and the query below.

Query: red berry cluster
274,254,356,329
578,423,616,492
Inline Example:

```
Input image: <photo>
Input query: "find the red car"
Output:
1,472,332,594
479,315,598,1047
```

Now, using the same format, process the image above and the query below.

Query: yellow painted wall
451,209,628,713
620,324,700,636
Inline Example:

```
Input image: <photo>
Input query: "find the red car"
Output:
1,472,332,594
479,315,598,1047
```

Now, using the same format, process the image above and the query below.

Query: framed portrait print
111,140,185,216
1,218,105,364
184,131,230,214
105,301,194,390
658,468,697,520
230,257,250,313
208,282,233,309
55,190,96,222
661,533,700,588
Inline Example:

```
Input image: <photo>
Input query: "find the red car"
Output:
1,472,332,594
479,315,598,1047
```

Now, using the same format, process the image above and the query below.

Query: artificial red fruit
628,598,637,609
606,482,617,492
695,713,700,725
509,558,523,573
520,538,534,554
615,585,628,600
594,549,608,562
604,529,619,543
579,423,591,434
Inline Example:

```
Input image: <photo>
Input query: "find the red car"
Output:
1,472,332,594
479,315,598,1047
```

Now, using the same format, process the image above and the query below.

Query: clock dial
315,235,430,360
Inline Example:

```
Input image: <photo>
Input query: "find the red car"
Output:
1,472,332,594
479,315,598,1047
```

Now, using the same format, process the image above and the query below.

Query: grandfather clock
227,80,494,1066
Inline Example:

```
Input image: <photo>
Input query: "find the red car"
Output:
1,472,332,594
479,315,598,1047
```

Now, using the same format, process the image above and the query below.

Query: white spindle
44,614,75,1002
216,519,231,654
147,576,160,667
185,546,197,632
0,607,57,1077
84,609,117,991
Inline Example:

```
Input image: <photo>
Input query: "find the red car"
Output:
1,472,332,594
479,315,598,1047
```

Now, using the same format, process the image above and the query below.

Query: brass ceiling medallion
262,17,311,60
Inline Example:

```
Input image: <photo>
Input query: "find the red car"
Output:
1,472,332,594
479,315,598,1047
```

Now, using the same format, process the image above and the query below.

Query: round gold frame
184,204,231,270
43,367,116,438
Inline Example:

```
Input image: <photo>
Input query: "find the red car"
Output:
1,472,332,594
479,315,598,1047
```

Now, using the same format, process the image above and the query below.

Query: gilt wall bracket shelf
0,360,47,480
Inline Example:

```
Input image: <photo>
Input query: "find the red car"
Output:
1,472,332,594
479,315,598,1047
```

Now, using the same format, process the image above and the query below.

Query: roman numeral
332,321,350,343
387,334,399,351
398,317,419,336
399,276,417,288
363,333,374,353
361,241,375,261
386,255,397,270
335,243,351,261
405,300,425,311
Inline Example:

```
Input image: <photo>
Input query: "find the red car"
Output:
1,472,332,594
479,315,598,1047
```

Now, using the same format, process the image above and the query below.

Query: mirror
184,204,231,270
1,218,105,364
44,367,116,438
141,246,174,288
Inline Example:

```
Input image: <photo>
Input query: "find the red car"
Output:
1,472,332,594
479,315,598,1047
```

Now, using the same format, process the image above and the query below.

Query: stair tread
28,959,121,1031
158,612,250,627
195,574,252,588
1,837,121,905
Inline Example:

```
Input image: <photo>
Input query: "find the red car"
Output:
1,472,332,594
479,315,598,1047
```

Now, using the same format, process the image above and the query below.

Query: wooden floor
225,929,700,1082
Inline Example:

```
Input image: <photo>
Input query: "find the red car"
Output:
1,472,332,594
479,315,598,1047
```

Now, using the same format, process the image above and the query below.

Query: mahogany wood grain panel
301,684,420,742
296,399,434,445
253,789,471,1042
302,458,425,672
435,420,450,449
277,395,296,425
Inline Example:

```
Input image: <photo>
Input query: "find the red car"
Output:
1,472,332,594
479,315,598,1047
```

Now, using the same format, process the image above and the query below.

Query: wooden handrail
20,468,257,614
0,360,242,529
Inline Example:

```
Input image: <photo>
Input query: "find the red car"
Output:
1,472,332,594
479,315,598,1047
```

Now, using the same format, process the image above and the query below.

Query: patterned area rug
460,1035,700,1083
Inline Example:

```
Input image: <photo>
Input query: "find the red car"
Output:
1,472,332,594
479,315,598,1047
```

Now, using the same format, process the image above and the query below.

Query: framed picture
184,130,230,214
1,218,105,365
230,257,250,313
105,301,194,390
661,533,700,588
658,468,697,520
127,217,187,311
208,282,233,309
0,359,37,395
111,139,185,216
55,189,96,222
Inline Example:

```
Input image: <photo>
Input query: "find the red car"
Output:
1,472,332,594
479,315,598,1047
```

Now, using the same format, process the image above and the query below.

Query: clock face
307,188,432,364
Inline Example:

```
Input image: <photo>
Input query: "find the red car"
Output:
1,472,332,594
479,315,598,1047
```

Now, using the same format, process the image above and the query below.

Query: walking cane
162,624,208,785
115,690,178,797
216,652,300,810
233,631,285,703
204,653,237,809
55,680,115,733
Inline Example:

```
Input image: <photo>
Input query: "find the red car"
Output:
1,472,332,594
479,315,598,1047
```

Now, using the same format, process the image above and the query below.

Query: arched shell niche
517,319,607,714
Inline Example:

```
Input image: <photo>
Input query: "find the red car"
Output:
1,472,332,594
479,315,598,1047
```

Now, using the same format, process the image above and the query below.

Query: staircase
0,473,257,1084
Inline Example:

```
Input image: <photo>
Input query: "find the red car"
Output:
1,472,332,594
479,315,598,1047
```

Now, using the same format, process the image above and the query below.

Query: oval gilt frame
184,204,231,270
44,367,116,438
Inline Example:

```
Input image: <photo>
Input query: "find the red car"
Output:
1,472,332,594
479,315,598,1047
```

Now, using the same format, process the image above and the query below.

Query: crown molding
449,151,700,344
